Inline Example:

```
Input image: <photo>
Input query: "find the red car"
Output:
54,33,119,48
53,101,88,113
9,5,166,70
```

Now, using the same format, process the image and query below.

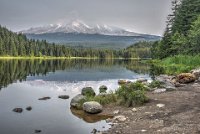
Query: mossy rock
81,87,96,97
99,85,108,93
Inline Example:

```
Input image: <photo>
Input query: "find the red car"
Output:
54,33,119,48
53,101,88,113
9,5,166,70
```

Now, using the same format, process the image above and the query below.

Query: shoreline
100,73,200,134
0,56,147,60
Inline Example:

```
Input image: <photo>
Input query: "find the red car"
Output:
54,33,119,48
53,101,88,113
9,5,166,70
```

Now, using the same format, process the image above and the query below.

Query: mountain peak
20,20,140,36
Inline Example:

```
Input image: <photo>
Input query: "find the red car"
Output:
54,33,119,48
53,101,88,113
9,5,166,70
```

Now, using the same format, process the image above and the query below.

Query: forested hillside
151,0,200,59
0,25,151,59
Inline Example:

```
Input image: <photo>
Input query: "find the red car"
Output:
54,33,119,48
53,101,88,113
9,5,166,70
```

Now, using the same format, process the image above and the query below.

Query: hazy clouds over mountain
0,0,172,35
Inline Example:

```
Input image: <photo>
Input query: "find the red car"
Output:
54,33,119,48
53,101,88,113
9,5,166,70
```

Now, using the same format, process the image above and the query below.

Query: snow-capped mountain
20,20,140,36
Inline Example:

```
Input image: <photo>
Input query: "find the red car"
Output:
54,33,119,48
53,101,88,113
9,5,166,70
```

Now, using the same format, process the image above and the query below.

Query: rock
156,104,165,108
165,86,176,91
113,110,119,114
176,73,196,84
81,87,95,97
141,129,147,132
175,82,186,87
35,130,41,133
132,108,137,112
91,128,97,134
118,80,127,85
13,108,23,113
113,115,127,122
99,85,108,93
58,95,69,99
191,68,200,79
38,97,51,100
153,88,166,93
70,94,86,109
83,101,103,114
137,78,148,83
26,106,32,111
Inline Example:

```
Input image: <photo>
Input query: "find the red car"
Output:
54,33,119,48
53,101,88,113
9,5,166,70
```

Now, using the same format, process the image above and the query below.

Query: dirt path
102,82,200,134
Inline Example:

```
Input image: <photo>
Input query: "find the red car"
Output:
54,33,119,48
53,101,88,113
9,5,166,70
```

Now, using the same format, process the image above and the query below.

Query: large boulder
70,94,86,109
81,87,95,97
176,73,196,84
99,85,108,93
83,101,103,114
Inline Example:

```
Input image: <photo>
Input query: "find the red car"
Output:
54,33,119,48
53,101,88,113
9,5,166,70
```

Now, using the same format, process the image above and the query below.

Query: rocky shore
98,70,200,134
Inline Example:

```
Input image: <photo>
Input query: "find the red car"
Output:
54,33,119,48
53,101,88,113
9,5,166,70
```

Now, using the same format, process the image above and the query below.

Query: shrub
149,80,164,88
116,82,148,107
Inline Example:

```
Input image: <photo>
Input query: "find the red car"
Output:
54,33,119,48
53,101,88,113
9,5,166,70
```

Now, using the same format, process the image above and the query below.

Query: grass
151,55,200,75
86,92,117,105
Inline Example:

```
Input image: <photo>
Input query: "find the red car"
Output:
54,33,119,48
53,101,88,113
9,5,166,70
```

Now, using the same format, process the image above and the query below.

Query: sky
0,0,172,36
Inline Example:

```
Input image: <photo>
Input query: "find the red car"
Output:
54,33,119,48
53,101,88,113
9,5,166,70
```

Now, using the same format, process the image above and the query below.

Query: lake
0,59,150,134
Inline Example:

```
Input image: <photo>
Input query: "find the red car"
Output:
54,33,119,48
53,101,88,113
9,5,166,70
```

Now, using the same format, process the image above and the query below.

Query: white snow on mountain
20,20,140,36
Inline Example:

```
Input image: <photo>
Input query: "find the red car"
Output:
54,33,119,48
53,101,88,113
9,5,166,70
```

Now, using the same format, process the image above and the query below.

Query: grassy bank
151,55,200,75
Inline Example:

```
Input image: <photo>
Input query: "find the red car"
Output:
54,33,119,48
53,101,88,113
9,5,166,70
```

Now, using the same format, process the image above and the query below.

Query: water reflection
0,59,151,134
70,108,113,123
0,59,150,89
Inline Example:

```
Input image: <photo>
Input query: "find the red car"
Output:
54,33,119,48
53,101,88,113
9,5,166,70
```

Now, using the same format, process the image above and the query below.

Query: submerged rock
13,108,23,113
81,87,95,97
35,130,41,133
70,94,86,109
26,106,32,111
38,97,51,100
58,95,69,99
83,101,103,114
176,73,196,84
91,128,97,134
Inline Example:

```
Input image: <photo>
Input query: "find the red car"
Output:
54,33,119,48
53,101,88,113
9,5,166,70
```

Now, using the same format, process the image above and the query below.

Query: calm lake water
0,59,150,134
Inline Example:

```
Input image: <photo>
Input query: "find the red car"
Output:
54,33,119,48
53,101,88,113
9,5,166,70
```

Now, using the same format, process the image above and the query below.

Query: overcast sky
0,0,172,35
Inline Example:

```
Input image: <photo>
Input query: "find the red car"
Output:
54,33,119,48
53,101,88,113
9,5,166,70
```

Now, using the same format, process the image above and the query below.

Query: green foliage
187,15,200,54
149,80,164,88
151,55,200,75
116,82,148,107
124,41,153,59
151,0,200,59
0,25,154,59
87,92,117,105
